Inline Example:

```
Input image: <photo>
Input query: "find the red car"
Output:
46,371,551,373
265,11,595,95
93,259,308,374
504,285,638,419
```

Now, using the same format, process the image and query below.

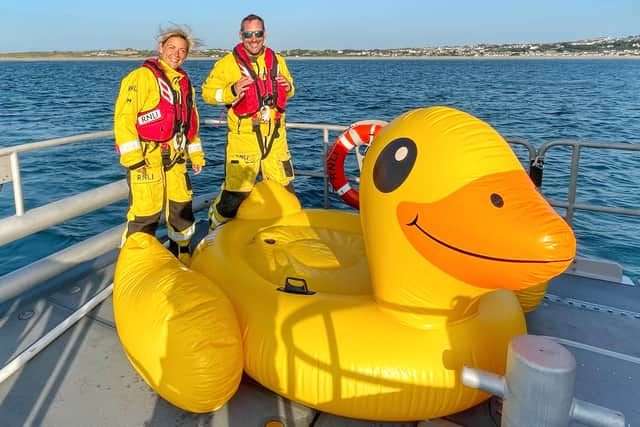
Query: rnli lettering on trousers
136,171,155,181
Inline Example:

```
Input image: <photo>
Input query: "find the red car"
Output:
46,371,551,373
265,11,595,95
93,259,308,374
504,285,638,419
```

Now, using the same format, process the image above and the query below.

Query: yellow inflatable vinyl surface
515,281,550,313
113,232,243,413
190,106,576,421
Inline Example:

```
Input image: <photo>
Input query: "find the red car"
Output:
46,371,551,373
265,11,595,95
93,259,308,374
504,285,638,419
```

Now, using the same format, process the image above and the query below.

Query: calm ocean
0,58,639,280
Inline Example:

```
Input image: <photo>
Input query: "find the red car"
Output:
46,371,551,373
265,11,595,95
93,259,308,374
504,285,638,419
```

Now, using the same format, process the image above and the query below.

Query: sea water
0,58,639,280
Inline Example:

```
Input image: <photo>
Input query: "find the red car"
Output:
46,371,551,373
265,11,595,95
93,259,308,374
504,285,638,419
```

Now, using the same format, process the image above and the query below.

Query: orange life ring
326,121,386,209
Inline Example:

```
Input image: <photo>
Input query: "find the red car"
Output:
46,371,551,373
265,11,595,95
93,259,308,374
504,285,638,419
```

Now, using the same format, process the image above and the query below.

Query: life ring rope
327,120,387,209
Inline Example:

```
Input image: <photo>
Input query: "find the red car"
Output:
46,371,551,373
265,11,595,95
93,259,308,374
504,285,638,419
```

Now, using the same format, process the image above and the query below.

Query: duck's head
360,106,575,310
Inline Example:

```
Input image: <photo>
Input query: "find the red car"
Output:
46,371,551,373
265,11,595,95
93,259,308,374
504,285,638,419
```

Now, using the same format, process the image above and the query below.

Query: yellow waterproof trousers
209,127,295,227
125,143,195,252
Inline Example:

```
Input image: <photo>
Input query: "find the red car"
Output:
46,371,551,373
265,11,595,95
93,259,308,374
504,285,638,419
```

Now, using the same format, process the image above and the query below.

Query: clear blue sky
1,0,638,53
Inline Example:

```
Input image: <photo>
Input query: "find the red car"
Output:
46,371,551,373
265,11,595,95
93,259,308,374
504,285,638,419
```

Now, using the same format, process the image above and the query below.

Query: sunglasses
242,30,264,39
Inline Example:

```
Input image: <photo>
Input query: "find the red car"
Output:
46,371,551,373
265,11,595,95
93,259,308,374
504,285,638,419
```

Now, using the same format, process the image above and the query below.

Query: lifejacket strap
257,117,282,160
128,159,147,170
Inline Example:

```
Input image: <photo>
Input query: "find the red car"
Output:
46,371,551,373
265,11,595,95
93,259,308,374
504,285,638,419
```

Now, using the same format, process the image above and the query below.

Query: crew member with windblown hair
114,25,205,265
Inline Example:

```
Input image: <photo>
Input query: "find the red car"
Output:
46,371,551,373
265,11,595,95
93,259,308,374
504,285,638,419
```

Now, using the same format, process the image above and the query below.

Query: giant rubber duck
195,106,574,420
360,107,575,321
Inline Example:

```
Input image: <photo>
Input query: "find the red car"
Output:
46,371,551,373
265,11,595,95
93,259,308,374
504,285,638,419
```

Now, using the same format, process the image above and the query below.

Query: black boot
168,240,191,265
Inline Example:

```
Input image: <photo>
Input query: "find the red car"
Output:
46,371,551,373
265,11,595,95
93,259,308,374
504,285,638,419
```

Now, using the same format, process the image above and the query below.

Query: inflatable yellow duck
113,233,243,413
188,106,576,420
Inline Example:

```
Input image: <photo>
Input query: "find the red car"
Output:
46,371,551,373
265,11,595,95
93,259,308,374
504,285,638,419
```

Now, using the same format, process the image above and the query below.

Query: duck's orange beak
397,170,576,290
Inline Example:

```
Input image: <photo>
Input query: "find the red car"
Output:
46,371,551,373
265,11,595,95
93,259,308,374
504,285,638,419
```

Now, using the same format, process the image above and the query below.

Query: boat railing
2,123,639,232
1,122,639,304
202,118,348,208
0,130,115,218
535,140,640,226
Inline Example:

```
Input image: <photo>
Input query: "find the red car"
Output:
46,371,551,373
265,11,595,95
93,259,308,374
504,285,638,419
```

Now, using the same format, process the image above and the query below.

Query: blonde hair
157,25,202,52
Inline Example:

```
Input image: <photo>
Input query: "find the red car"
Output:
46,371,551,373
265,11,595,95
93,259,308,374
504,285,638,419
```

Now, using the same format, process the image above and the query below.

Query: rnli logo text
138,109,162,125
327,151,339,181
136,172,155,181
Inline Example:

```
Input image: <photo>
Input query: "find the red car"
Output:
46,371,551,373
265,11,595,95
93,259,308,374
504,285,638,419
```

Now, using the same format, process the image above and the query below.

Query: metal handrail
0,122,347,217
0,193,215,305
0,180,128,246
2,124,639,246
203,118,348,208
536,140,640,226
0,131,114,216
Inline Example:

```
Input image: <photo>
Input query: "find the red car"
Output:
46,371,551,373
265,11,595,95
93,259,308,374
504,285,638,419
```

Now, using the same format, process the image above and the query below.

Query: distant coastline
1,55,639,62
2,34,639,61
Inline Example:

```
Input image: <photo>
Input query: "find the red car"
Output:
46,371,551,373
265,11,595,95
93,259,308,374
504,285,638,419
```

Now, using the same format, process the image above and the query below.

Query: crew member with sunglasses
201,13,295,230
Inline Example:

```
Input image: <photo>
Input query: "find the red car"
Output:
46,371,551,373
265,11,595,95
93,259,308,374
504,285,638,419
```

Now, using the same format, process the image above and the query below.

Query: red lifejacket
231,44,287,118
135,58,198,143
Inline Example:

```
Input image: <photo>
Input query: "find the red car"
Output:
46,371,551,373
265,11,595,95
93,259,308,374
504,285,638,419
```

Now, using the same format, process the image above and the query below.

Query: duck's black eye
490,193,504,208
372,137,417,193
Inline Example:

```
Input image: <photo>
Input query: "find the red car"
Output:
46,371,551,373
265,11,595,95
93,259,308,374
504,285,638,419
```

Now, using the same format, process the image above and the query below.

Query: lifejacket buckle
160,143,171,168
260,105,270,122
262,94,274,107
173,133,186,151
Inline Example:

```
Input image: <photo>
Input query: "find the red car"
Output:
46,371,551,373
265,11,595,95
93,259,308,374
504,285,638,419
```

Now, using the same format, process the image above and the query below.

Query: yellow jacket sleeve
201,54,242,106
113,67,158,168
187,86,205,168
275,53,295,99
